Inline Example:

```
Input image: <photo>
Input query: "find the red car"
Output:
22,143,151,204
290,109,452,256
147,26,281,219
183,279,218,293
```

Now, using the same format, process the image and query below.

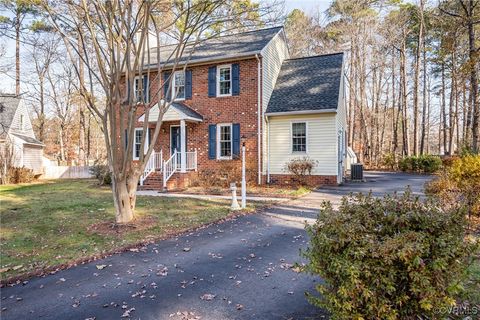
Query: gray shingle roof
147,26,283,67
0,94,20,133
11,133,44,146
171,102,203,121
266,53,344,114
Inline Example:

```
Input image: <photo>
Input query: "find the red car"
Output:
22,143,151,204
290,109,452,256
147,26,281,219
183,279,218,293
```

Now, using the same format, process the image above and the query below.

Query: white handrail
162,151,178,189
140,150,162,186
186,149,197,171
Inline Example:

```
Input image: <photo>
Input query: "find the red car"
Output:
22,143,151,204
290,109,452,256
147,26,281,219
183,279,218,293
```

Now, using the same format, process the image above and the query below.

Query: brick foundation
268,174,338,187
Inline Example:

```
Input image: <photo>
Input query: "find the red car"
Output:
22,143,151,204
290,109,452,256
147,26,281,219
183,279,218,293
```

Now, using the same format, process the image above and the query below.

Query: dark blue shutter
232,123,240,158
163,71,171,101
208,66,216,97
143,75,148,103
185,69,192,99
232,64,240,96
208,124,216,159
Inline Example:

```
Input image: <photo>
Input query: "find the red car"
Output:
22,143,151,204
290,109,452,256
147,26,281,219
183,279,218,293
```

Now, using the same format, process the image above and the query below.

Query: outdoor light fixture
241,135,246,147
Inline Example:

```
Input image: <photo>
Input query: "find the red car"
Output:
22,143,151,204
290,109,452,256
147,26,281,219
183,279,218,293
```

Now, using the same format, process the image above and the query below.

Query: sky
0,1,334,93
285,0,331,13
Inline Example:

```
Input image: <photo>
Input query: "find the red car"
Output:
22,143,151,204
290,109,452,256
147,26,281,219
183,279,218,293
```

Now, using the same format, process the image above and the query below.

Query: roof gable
0,94,20,134
265,53,344,115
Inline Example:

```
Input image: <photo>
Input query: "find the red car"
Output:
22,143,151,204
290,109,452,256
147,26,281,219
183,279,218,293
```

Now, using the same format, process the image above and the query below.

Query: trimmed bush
399,155,442,173
89,162,111,185
284,157,318,185
303,191,477,320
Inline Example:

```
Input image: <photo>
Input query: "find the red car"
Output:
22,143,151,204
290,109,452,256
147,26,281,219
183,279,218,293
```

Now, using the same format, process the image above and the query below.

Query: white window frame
172,70,185,101
216,123,233,160
19,114,24,130
216,64,232,97
291,121,308,154
134,75,149,103
133,128,149,160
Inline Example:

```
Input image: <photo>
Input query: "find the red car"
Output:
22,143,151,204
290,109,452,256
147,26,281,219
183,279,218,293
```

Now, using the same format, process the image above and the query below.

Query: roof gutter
145,51,261,71
265,109,338,117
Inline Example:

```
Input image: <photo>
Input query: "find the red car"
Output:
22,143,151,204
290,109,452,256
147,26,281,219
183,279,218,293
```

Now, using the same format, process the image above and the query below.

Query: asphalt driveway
0,172,432,320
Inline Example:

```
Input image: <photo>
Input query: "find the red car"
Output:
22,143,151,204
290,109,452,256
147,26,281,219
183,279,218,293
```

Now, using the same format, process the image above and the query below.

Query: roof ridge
285,52,344,61
150,25,284,50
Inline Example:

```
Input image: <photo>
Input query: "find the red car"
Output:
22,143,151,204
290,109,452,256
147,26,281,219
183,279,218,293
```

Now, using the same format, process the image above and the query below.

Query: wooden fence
41,166,93,179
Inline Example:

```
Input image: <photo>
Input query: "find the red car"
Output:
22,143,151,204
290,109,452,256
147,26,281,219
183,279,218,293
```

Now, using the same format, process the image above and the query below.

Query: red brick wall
140,58,261,182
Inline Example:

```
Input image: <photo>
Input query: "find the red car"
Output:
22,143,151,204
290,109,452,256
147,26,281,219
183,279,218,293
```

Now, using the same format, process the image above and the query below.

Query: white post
180,119,186,173
194,148,198,172
162,159,166,190
241,144,246,209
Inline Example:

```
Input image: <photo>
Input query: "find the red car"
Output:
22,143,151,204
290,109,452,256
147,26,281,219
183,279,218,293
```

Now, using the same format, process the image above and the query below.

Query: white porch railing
139,149,197,189
140,150,163,186
163,151,178,189
186,149,198,171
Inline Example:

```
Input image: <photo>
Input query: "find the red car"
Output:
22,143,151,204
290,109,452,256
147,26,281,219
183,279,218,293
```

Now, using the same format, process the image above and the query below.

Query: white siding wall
261,30,289,174
23,145,43,174
268,113,338,176
9,100,35,138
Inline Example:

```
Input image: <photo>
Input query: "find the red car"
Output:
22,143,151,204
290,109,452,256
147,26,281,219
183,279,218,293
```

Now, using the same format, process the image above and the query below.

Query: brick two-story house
133,26,347,190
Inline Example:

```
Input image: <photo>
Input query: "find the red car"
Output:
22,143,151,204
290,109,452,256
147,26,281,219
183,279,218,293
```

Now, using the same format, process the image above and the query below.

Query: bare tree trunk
465,0,479,152
412,0,424,156
442,63,448,154
111,175,137,224
400,39,410,156
448,52,457,154
78,33,86,165
15,9,20,95
420,20,427,155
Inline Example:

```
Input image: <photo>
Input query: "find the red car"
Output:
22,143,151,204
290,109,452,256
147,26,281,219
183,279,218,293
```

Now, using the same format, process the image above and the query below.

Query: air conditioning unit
351,163,363,181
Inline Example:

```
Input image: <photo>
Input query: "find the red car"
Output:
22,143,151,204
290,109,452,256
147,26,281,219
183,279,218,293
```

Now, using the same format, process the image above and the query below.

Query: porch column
180,119,187,172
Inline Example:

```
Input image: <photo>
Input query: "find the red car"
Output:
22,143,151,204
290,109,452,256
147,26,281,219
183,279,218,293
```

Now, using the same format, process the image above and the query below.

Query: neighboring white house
0,94,44,174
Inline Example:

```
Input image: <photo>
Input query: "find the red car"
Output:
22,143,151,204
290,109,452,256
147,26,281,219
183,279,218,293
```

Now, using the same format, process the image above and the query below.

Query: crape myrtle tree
41,0,275,223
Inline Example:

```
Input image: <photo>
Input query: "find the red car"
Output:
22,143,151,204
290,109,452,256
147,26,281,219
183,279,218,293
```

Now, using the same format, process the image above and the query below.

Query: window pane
174,72,185,99
219,125,232,157
219,67,231,95
292,123,306,152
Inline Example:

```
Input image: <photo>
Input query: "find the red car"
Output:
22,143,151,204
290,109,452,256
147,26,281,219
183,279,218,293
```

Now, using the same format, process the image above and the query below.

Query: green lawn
0,179,253,281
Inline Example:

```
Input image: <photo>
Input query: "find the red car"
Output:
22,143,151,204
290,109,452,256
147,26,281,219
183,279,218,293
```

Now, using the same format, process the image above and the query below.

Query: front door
170,126,181,165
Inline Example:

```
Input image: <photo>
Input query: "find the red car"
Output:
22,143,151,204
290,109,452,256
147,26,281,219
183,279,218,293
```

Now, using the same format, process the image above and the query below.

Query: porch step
139,171,197,191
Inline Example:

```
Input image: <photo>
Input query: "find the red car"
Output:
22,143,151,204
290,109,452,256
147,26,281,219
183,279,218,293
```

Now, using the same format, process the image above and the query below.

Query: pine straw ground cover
0,179,261,282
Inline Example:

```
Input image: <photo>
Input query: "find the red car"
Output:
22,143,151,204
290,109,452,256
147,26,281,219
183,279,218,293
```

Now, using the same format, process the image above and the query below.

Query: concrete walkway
137,190,289,202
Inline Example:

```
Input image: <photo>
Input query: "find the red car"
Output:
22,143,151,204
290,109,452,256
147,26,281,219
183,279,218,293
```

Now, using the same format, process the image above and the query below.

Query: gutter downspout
255,54,262,185
265,115,270,183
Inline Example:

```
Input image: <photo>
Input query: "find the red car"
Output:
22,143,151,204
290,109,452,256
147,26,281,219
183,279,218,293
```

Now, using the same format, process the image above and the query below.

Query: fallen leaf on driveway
183,247,191,252
121,307,135,317
200,293,215,301
96,265,107,270
236,304,244,310
59,278,66,282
